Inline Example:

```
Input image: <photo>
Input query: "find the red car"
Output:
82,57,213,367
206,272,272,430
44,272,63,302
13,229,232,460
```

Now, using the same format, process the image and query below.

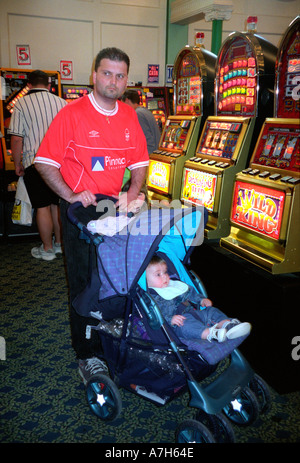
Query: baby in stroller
146,255,251,343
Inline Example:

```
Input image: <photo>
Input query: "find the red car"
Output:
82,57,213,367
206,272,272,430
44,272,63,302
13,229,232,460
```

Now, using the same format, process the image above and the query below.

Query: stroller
67,200,271,443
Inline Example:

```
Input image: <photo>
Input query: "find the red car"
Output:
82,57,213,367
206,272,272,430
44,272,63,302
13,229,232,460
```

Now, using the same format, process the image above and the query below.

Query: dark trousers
60,197,113,360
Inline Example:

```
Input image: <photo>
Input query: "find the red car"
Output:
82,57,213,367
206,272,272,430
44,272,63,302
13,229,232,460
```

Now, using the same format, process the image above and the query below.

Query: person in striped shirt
8,70,67,261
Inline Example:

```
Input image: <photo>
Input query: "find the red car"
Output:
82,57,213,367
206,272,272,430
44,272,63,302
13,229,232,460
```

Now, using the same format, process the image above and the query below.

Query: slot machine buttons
242,167,253,174
258,171,270,178
215,162,224,167
208,160,216,165
170,153,181,158
193,158,202,162
248,169,260,175
189,157,197,162
269,173,281,181
200,159,209,164
280,176,293,183
287,177,300,185
162,151,171,156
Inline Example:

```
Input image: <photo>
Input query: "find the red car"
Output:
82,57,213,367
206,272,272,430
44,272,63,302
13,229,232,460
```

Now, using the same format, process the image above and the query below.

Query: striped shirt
8,88,67,168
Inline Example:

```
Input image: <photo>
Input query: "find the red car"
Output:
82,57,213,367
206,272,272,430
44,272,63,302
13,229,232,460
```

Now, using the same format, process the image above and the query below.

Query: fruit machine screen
174,50,202,116
275,16,300,119
0,68,61,170
148,159,171,195
216,37,258,117
62,84,92,103
196,119,243,162
251,120,300,176
181,168,218,212
160,118,192,152
230,181,287,241
147,116,197,198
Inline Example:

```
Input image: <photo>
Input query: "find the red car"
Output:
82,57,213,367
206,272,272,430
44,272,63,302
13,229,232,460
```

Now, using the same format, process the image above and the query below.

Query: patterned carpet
0,239,299,444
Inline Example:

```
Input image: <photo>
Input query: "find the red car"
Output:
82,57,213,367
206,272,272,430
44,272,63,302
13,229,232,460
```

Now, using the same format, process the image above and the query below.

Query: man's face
93,58,128,104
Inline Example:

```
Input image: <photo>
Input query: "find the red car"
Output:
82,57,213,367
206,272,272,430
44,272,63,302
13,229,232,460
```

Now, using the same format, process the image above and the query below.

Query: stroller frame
67,199,271,443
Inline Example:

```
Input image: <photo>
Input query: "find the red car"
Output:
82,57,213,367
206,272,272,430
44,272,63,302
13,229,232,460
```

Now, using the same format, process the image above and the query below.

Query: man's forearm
10,135,24,175
128,166,147,198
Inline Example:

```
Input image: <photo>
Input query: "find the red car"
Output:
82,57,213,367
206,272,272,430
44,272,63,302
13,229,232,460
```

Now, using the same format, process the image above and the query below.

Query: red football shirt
35,94,149,196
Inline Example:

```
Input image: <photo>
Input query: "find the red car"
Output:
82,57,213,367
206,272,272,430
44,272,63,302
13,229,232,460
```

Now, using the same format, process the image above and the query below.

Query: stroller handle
67,194,116,245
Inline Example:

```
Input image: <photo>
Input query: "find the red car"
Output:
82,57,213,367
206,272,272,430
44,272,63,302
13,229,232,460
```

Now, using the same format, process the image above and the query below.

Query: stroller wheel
196,410,236,443
86,374,122,422
249,374,271,414
175,419,216,443
222,386,260,426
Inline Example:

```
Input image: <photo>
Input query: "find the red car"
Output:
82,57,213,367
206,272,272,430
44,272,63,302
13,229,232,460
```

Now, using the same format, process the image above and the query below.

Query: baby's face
146,262,170,288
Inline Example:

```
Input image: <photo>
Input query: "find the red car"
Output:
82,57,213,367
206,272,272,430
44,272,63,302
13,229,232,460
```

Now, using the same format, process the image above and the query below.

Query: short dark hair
28,70,49,87
94,47,130,73
148,255,166,267
122,89,140,105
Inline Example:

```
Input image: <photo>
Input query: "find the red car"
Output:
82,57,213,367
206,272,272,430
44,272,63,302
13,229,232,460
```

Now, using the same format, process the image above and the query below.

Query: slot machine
147,33,216,203
128,86,173,132
181,17,277,239
220,16,300,274
0,68,61,237
62,84,93,103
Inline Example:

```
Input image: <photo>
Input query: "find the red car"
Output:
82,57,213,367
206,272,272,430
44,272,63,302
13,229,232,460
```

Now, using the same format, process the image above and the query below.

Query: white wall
187,0,299,52
0,0,167,86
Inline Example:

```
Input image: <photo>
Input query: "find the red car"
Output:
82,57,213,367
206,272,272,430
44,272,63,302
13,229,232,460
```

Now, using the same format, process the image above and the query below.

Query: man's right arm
35,164,96,206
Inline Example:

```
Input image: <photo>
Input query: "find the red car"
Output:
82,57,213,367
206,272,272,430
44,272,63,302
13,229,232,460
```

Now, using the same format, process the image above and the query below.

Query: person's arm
35,163,97,206
116,165,147,212
10,135,24,176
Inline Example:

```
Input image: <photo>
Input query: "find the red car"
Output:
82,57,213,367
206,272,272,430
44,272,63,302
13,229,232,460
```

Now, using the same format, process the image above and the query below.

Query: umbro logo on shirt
89,130,100,137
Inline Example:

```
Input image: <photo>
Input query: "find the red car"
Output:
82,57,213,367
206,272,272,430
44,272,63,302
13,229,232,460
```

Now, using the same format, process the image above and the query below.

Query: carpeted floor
0,239,299,444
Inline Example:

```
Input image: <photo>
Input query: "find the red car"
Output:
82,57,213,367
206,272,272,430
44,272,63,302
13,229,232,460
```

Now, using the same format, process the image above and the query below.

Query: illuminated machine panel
181,167,219,212
160,118,192,152
221,119,300,274
128,86,173,130
231,181,286,241
147,115,199,200
148,160,171,195
147,39,216,202
0,68,62,170
275,16,300,119
215,30,277,121
251,120,300,174
62,84,92,103
182,26,278,239
221,19,299,274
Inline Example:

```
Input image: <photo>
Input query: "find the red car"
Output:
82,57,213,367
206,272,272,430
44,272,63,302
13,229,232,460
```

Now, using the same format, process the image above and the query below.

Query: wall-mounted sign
166,64,174,86
16,45,31,66
60,60,73,80
148,64,159,84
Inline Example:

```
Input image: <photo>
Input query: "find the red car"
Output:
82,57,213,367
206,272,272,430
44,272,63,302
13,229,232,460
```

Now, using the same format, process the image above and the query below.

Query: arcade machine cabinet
181,17,277,240
221,16,300,275
62,84,93,103
127,86,173,132
0,68,61,237
147,33,216,203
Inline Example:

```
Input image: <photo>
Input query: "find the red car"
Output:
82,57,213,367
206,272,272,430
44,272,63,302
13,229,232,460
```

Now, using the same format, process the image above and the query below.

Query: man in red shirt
35,48,149,383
